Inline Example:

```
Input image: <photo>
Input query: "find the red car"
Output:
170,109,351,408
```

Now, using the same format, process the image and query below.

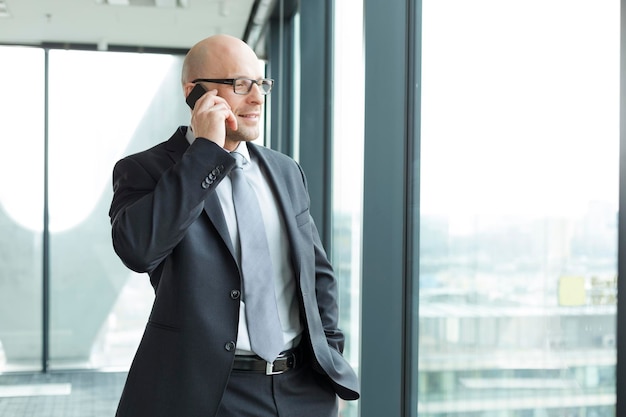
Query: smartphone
186,83,207,109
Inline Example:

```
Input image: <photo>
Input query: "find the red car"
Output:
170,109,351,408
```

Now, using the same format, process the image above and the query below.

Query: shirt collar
185,126,195,145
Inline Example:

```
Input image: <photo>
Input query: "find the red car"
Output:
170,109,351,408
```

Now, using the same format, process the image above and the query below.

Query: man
109,34,359,417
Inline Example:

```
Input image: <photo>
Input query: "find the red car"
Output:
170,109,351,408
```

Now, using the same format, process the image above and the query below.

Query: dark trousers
216,361,338,417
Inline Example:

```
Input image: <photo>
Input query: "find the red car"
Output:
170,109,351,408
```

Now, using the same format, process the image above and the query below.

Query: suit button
230,289,241,299
225,341,236,352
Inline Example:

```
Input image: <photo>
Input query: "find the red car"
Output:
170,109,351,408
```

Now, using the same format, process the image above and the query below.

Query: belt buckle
265,360,282,375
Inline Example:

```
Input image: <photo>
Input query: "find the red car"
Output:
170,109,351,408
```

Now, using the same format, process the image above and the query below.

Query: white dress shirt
186,129,302,356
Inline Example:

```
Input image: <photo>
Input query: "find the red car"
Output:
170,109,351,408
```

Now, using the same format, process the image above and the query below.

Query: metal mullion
42,47,50,373
616,0,626,414
404,1,422,416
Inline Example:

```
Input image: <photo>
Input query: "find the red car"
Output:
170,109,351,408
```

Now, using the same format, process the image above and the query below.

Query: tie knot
231,152,247,169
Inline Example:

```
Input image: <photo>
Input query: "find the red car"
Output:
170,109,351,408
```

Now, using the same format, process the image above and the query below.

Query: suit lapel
248,144,303,277
203,194,235,258
165,127,236,260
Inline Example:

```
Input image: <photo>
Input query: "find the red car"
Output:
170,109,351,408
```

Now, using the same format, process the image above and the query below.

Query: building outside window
418,1,619,415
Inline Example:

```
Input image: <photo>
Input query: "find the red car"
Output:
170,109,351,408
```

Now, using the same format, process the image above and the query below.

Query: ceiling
0,0,258,52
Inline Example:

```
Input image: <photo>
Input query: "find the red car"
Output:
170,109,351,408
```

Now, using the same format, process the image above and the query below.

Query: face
219,75,265,147
186,38,267,149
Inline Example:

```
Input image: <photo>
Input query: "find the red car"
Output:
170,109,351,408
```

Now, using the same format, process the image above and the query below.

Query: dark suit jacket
109,127,359,417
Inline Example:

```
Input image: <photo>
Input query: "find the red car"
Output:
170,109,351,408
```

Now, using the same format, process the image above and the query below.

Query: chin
229,129,259,143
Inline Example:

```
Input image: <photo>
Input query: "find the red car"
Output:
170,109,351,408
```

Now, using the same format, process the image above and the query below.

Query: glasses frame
191,78,274,95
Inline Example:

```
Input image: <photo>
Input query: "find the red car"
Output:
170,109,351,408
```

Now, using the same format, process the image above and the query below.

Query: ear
183,82,196,97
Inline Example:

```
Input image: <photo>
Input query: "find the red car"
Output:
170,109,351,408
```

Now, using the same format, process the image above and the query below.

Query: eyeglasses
191,78,274,95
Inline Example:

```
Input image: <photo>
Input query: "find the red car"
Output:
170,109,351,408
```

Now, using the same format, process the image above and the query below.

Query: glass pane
333,1,364,416
47,49,187,369
0,46,45,372
419,1,618,416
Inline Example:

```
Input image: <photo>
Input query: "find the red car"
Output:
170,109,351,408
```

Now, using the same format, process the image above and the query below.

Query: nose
248,82,264,102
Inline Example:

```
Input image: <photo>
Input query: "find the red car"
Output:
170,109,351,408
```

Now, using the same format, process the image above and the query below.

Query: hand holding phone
187,85,238,149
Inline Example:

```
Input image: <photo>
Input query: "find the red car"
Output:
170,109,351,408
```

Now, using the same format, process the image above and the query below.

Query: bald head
182,35,260,86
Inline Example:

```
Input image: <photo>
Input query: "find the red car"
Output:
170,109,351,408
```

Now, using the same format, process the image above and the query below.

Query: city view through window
418,1,619,415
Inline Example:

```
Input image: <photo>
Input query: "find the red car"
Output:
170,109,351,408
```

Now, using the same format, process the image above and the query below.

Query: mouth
238,112,260,120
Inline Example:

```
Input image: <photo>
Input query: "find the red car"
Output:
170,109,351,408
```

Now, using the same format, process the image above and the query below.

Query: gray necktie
230,151,284,363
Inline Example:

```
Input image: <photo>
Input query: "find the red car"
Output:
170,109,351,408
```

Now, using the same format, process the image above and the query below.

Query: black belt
232,347,300,375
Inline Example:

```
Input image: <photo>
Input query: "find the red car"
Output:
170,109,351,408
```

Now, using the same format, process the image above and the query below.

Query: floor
0,371,126,417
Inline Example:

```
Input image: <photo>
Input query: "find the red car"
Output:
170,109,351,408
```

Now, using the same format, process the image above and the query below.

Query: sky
420,0,620,221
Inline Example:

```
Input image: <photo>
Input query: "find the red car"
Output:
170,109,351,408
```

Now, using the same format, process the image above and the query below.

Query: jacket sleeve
109,139,235,274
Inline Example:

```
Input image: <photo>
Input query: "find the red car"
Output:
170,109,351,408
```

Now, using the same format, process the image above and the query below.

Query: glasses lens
232,78,273,95
259,79,273,94
234,79,252,95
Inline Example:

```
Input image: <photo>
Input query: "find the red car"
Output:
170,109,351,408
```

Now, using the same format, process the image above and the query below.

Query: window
0,45,45,372
46,49,186,369
333,1,364,416
418,1,619,415
0,46,191,371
